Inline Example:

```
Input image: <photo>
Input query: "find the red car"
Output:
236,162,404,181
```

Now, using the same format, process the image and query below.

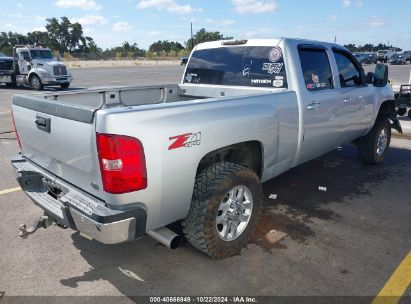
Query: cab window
298,48,334,91
184,46,288,88
333,51,364,87
19,51,31,61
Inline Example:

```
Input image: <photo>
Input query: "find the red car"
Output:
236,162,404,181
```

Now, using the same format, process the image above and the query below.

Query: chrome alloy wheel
376,127,388,156
216,185,253,241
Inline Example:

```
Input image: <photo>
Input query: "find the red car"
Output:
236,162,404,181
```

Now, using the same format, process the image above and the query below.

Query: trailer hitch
19,215,55,239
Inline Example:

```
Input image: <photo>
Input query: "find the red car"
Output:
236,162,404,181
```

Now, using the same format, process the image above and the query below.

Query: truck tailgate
12,95,102,197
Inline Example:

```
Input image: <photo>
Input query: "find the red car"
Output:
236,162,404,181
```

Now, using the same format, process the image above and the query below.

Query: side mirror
373,63,388,87
366,72,374,84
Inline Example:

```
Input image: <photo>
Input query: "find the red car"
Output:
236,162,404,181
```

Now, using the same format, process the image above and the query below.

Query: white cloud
83,27,96,34
32,26,47,32
342,0,363,7
330,14,338,21
72,14,107,25
148,30,161,36
231,0,277,14
35,16,46,22
205,18,236,26
369,17,388,27
137,0,202,14
113,21,133,31
16,3,23,8
55,0,102,11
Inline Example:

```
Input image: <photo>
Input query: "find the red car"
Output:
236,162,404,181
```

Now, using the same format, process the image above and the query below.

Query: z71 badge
169,132,201,150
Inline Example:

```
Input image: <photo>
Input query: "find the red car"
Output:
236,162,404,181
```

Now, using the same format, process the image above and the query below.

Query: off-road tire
182,162,263,258
357,117,391,164
408,109,411,119
30,75,43,91
60,83,70,89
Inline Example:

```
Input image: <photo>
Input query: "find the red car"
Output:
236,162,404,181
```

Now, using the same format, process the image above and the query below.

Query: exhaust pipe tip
169,235,181,250
147,227,181,250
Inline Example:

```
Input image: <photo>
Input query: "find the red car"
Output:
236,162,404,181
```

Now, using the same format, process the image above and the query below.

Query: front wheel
408,109,411,119
30,75,43,91
357,118,391,164
182,162,263,258
60,83,70,89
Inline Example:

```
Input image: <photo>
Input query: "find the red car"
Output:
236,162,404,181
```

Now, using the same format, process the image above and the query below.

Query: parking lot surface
0,64,410,300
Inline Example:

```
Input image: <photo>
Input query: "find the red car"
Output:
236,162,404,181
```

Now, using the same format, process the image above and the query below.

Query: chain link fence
63,51,188,61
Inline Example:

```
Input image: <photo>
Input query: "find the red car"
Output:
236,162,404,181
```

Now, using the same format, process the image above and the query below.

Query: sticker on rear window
269,47,282,63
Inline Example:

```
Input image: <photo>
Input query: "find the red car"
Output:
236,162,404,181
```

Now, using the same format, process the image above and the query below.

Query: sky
1,0,410,51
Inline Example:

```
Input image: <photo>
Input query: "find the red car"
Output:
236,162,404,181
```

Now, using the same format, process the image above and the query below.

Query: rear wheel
30,75,43,91
60,83,70,89
357,118,391,164
408,109,411,119
397,108,406,116
182,162,263,258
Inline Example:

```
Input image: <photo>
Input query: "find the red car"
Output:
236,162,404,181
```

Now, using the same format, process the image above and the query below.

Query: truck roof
194,38,345,51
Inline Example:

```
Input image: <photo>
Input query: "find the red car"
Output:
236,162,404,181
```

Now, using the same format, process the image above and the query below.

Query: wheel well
197,141,263,178
28,73,38,81
377,100,396,120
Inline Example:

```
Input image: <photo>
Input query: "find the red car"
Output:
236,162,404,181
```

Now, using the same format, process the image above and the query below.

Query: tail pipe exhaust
147,227,181,249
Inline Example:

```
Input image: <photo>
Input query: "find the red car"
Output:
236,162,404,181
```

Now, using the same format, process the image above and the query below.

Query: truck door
17,51,31,74
297,46,342,163
332,49,374,144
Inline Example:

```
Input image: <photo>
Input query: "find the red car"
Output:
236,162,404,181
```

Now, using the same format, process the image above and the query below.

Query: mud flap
391,118,403,134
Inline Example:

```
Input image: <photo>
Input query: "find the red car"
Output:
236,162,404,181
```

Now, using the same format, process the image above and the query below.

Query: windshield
29,50,53,59
184,46,288,88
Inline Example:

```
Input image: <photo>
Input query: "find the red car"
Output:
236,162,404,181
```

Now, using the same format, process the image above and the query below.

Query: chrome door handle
307,101,321,110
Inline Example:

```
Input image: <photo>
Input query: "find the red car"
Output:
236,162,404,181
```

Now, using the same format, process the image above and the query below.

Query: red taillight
96,133,147,194
11,110,22,149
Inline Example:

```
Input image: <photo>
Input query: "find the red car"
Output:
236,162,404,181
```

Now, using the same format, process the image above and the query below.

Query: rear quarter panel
96,91,298,230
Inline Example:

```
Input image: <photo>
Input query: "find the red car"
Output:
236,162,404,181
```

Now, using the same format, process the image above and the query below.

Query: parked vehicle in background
11,38,401,258
354,53,366,64
362,53,378,64
0,53,15,87
394,85,411,118
377,49,395,63
0,45,73,90
401,51,411,63
388,53,407,65
180,56,188,65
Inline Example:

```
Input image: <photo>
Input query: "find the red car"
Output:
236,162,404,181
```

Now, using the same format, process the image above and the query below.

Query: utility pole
191,22,193,50
334,35,336,44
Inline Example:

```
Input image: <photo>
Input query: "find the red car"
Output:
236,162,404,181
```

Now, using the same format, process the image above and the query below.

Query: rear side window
298,48,334,91
184,46,288,88
333,51,364,87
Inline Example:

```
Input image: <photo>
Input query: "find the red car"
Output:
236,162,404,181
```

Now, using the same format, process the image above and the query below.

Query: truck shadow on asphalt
251,144,411,252
59,144,411,297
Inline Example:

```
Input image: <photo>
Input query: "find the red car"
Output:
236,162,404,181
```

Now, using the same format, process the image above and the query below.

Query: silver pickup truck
11,38,401,258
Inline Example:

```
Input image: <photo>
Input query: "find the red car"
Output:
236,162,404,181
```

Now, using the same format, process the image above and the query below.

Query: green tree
185,28,233,51
45,17,85,52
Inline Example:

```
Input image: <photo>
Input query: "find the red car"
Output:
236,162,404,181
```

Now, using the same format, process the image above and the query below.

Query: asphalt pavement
0,64,410,301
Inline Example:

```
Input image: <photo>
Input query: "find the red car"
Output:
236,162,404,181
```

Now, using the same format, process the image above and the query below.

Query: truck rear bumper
11,155,147,244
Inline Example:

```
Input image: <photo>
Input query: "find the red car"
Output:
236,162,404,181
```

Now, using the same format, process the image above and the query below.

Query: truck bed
12,84,287,209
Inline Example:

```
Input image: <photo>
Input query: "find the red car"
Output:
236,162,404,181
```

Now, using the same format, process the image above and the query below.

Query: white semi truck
0,45,73,90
